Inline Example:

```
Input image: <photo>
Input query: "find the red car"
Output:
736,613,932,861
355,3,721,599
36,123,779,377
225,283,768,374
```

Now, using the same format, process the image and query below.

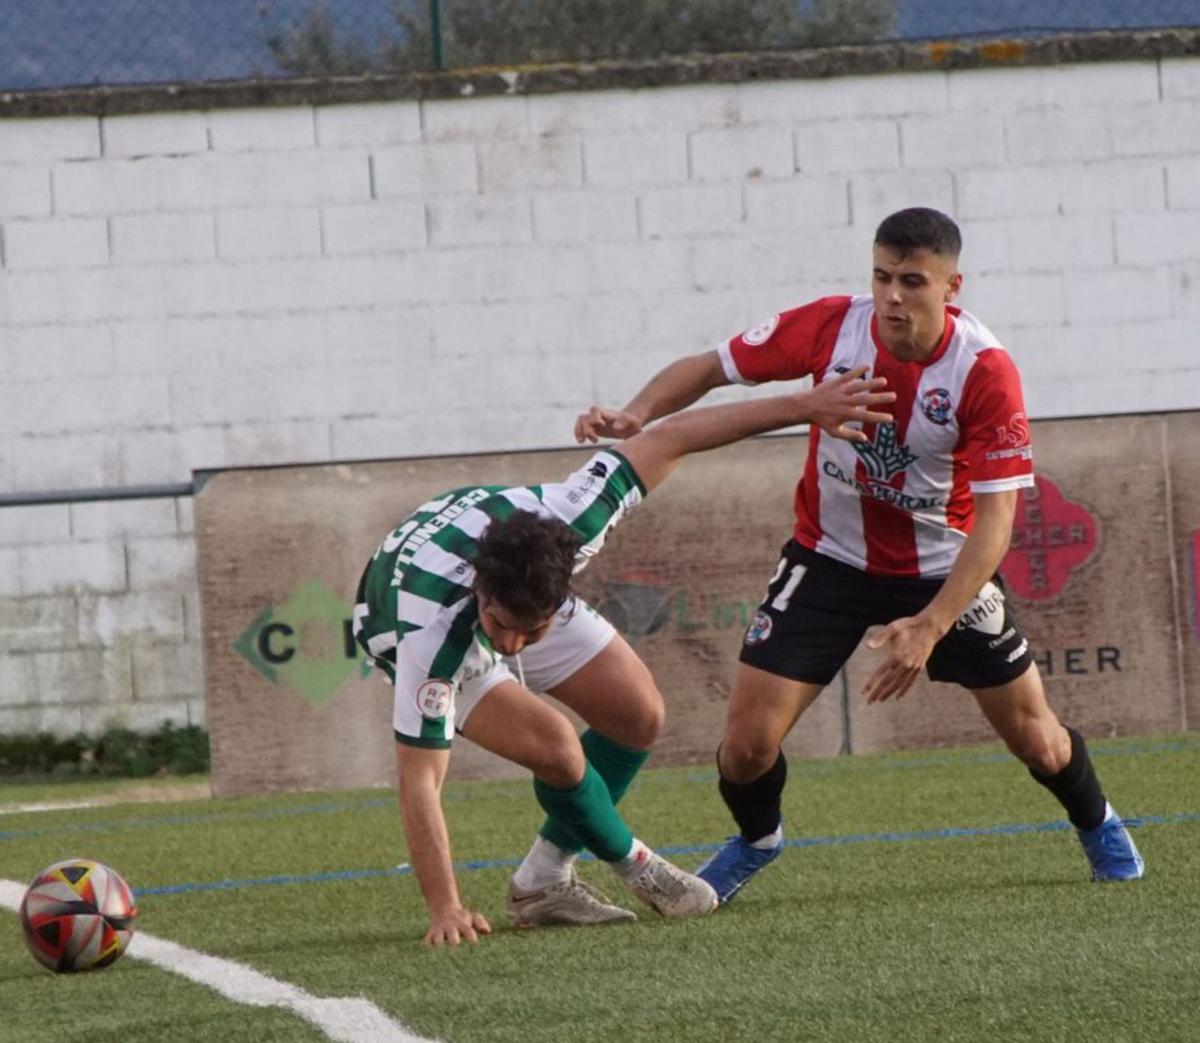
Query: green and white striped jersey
353,449,645,749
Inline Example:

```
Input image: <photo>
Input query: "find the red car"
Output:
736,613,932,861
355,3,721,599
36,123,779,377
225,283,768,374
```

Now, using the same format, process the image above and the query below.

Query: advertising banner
197,414,1198,796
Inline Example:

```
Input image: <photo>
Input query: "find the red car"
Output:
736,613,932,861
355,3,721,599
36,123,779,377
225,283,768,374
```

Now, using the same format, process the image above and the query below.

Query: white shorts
393,597,616,744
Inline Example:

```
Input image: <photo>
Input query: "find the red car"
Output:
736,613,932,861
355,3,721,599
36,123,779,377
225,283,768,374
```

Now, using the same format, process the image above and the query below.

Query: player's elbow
692,350,731,392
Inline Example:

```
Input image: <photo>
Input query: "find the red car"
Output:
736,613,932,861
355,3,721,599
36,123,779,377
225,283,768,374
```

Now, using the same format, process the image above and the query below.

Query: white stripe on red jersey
718,295,1034,579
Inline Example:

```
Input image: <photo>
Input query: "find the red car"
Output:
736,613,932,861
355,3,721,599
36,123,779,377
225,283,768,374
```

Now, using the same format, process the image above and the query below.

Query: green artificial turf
0,735,1196,1043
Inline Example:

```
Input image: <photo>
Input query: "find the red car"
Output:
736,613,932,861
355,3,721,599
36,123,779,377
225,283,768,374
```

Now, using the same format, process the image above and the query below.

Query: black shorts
738,541,1034,690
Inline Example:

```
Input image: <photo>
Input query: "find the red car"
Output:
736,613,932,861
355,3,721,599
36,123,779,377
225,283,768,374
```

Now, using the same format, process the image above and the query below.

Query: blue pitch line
4,736,1199,844
677,736,1200,784
132,811,1200,899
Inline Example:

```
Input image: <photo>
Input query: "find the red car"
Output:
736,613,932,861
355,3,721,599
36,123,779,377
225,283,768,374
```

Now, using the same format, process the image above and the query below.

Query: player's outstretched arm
575,350,729,443
616,366,894,493
395,743,492,947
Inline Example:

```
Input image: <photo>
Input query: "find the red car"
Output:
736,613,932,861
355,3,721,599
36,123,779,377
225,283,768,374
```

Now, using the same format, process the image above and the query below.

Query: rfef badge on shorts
416,679,454,720
744,611,774,646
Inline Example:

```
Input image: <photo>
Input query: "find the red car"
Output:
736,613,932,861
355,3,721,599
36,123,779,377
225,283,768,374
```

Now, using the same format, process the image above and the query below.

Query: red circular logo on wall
1002,476,1098,600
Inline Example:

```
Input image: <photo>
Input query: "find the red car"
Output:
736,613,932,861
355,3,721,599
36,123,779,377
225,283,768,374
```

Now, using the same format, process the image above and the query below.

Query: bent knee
1005,722,1068,775
719,736,779,784
530,722,586,788
624,689,665,749
597,684,664,750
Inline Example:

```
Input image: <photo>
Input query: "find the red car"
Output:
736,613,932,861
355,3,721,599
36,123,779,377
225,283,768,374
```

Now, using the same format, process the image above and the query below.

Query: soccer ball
19,858,138,973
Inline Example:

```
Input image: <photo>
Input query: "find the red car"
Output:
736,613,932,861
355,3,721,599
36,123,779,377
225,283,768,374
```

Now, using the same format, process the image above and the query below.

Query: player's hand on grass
862,615,943,703
807,365,895,443
424,905,492,947
574,405,643,443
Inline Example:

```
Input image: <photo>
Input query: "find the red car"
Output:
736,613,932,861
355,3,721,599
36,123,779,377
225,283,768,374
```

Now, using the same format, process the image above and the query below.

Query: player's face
476,594,555,657
871,245,962,361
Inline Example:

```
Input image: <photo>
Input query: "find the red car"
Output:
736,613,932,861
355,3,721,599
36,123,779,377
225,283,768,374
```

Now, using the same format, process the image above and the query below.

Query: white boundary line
0,799,109,816
0,880,439,1043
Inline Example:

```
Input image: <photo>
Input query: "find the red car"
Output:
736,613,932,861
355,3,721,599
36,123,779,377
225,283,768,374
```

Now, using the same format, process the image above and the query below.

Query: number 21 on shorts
767,558,807,612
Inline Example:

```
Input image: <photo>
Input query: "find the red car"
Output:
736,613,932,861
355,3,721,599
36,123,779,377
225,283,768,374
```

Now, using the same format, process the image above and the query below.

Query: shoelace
1098,827,1132,858
640,862,687,898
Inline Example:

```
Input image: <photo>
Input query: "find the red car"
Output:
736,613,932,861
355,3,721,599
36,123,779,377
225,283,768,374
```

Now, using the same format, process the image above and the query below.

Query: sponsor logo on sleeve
587,460,609,479
416,679,454,720
994,411,1030,448
741,314,780,346
985,445,1033,462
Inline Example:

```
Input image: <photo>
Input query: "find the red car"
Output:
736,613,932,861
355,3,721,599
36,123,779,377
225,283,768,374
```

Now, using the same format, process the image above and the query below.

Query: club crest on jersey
416,679,453,720
744,611,773,646
741,314,779,346
850,424,918,481
921,387,954,426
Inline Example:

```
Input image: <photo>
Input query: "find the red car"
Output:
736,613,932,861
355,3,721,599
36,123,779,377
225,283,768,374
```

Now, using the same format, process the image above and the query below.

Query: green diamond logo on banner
234,579,371,707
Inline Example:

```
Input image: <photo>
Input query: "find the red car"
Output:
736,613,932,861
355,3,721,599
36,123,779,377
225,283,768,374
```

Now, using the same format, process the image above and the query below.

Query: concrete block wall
2,55,1199,735
0,497,199,735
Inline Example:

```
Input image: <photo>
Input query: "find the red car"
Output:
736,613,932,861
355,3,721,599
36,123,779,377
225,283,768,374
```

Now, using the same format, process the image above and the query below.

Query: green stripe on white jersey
354,450,645,748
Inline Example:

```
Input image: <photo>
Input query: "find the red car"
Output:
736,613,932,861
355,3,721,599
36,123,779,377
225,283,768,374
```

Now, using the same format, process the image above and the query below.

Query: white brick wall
794,119,901,173
209,108,315,152
4,323,114,377
316,101,421,147
2,58,1199,737
0,550,19,597
0,505,71,545
584,132,689,187
0,166,52,217
690,126,794,182
110,212,216,263
533,190,639,243
0,494,198,736
19,542,127,597
638,183,742,239
744,176,850,229
322,201,426,255
3,218,108,270
373,142,477,196
218,208,323,260
0,116,100,162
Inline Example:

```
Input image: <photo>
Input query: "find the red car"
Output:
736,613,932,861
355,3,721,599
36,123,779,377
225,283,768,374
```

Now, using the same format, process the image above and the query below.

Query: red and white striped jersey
718,295,1034,579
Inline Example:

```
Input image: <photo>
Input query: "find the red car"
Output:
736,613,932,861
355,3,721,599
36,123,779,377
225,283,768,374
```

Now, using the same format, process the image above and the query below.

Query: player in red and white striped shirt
575,208,1144,898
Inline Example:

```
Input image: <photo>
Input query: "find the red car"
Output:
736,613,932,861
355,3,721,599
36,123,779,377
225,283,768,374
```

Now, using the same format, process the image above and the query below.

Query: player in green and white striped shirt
354,368,893,946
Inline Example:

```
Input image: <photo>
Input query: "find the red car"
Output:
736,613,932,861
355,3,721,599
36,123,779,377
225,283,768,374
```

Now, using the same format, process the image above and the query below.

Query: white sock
511,835,575,891
751,826,783,850
610,838,652,880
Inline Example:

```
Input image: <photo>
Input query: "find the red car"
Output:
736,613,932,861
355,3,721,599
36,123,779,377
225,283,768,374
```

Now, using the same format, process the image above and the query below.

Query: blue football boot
695,833,783,904
1077,803,1145,882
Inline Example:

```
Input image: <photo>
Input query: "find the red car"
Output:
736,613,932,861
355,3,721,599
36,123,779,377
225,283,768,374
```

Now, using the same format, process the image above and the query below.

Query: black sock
1029,726,1106,831
717,748,787,843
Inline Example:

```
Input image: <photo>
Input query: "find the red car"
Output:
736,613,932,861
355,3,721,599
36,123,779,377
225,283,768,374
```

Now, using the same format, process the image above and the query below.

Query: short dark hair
473,510,581,621
874,207,962,260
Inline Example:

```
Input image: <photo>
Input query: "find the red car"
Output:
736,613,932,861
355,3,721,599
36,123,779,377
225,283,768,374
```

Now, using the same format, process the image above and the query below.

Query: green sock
538,730,649,855
533,761,634,863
